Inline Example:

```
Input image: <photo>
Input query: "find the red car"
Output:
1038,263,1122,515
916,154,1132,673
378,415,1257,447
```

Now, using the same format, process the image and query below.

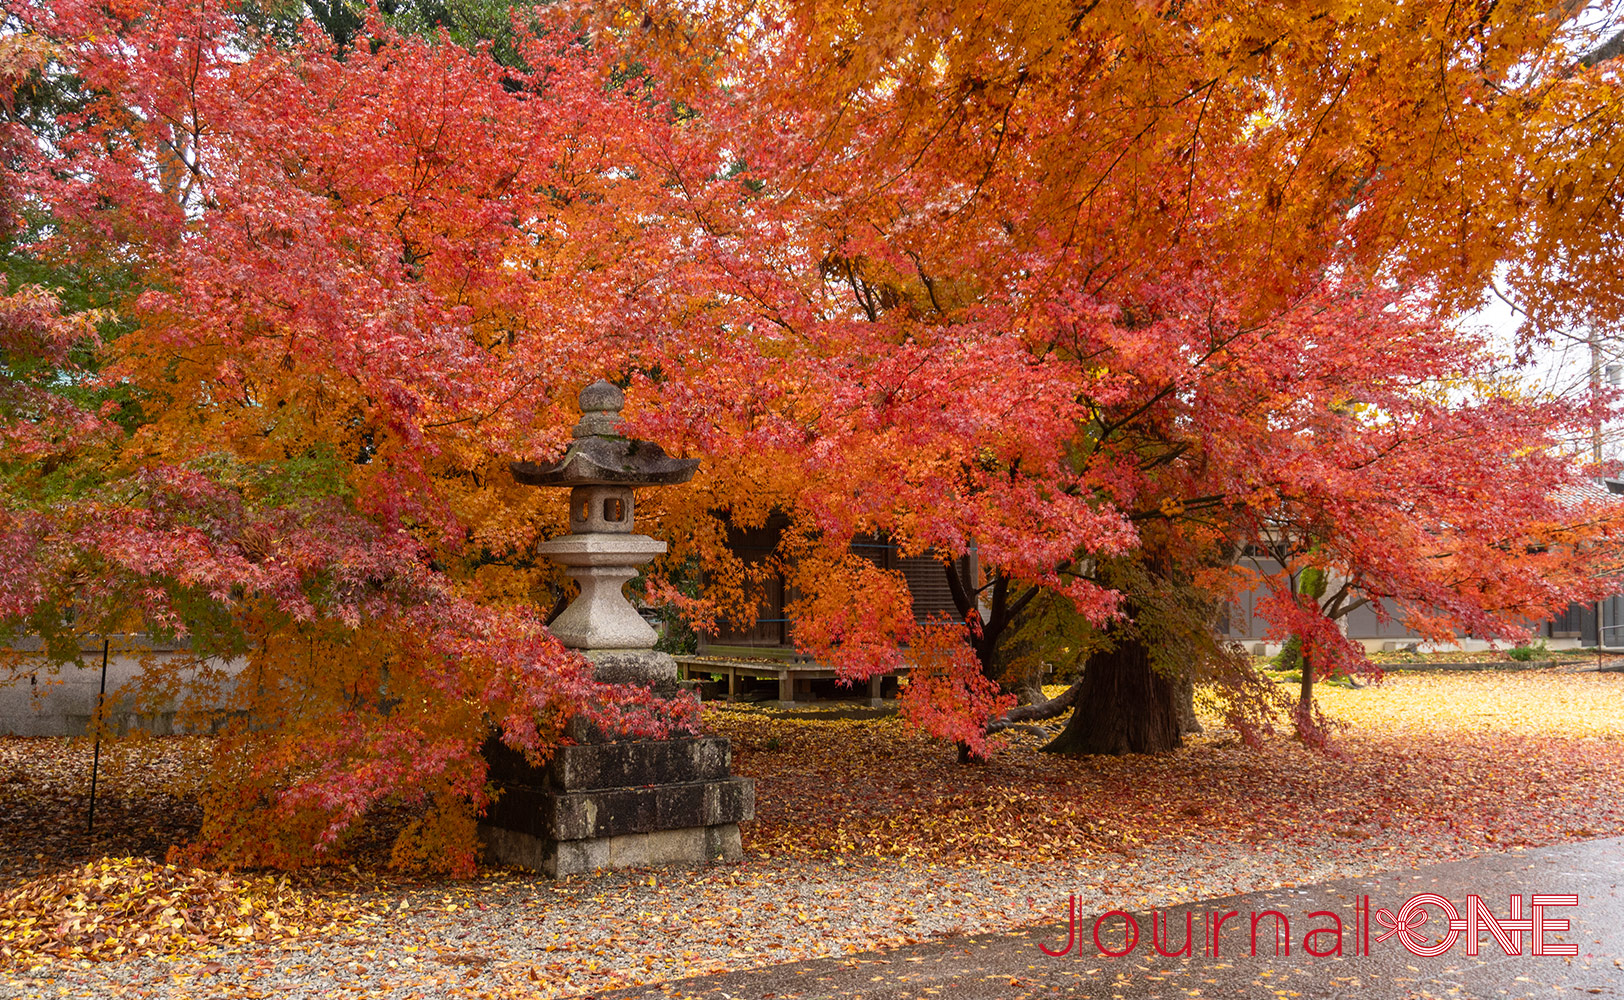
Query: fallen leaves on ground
0,736,208,885
1,670,1621,999
722,671,1624,866
0,858,354,968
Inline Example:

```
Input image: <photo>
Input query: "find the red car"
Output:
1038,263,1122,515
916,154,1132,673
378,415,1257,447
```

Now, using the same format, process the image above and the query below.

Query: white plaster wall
0,638,246,737
1239,636,1586,657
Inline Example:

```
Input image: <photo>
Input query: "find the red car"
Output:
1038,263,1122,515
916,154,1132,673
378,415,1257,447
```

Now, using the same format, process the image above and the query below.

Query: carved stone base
584,648,677,687
561,650,684,742
480,736,754,877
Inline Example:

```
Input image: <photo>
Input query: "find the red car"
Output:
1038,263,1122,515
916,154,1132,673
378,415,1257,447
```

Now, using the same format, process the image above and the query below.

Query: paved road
600,838,1624,999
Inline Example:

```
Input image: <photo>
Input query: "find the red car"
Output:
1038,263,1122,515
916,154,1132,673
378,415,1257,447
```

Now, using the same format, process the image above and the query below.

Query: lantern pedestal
479,380,753,876
534,533,666,653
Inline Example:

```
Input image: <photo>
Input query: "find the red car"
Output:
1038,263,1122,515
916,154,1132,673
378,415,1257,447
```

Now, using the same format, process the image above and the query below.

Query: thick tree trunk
1043,633,1182,755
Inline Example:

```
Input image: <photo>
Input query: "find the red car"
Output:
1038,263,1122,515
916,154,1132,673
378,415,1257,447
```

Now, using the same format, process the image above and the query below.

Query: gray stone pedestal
480,735,754,877
480,645,754,878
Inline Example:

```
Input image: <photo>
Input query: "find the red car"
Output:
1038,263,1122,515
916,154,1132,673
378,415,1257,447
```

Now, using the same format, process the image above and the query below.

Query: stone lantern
479,381,754,876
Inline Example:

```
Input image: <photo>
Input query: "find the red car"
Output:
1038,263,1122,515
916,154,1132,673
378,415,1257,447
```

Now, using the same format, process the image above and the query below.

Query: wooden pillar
727,666,737,703
777,670,795,706
868,674,884,708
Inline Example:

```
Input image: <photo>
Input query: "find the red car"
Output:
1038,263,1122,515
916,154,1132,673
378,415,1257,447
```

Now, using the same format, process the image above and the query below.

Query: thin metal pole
87,638,108,834
1592,326,1604,465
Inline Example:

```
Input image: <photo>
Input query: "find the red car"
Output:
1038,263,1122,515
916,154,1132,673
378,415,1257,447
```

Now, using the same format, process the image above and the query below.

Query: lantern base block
479,821,743,878
479,735,754,877
584,648,679,689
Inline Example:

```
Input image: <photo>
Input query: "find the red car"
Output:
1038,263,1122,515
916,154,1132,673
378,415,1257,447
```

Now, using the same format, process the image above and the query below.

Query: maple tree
609,0,1624,754
4,0,1624,873
1,0,708,873
1506,14,1624,362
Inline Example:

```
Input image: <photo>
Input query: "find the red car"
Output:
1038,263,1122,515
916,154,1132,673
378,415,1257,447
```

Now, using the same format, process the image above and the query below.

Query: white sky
1468,286,1624,464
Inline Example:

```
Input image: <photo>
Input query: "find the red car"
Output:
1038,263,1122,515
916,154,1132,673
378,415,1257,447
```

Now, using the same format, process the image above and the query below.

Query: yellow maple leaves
0,857,352,969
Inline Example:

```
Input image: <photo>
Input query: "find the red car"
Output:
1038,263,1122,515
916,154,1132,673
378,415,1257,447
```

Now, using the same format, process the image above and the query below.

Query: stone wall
0,637,245,737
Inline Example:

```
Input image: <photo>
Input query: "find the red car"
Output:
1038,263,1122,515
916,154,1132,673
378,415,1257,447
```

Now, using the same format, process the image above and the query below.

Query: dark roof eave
510,436,700,488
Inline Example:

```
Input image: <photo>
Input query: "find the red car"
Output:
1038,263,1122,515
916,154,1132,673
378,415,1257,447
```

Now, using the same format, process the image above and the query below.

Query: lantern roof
510,380,699,488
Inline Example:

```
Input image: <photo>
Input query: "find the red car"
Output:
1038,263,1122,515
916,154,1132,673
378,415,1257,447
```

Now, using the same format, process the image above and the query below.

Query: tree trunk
1175,671,1202,735
1043,633,1182,755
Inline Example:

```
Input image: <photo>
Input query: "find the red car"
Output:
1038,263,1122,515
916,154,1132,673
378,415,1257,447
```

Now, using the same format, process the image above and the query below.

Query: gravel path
0,840,1528,999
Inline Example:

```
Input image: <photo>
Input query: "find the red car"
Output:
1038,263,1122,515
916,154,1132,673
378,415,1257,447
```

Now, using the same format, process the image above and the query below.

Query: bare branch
985,678,1084,734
